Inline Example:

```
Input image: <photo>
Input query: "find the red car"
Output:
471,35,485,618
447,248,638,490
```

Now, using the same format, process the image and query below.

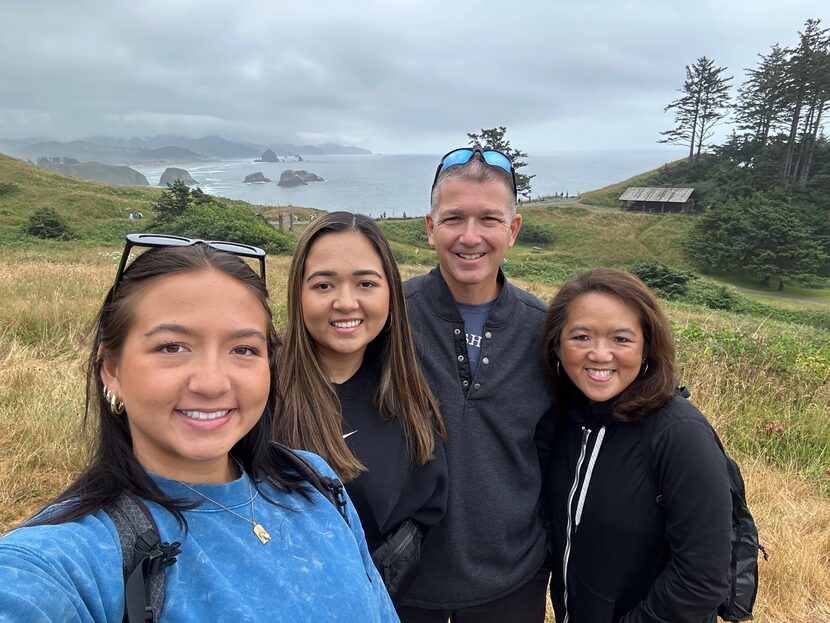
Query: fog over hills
0,135,372,165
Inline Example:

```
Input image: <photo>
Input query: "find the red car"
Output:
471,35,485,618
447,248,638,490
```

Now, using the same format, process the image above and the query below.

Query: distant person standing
398,148,552,622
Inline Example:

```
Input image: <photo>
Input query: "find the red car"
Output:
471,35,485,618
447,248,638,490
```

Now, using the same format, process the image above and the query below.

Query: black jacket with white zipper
539,392,732,623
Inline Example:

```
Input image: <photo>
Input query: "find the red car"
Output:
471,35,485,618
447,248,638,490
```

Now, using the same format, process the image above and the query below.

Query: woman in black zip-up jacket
538,268,731,623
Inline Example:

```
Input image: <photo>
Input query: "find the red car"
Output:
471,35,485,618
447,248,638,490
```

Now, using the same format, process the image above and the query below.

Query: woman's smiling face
100,269,271,483
300,231,390,379
556,292,645,403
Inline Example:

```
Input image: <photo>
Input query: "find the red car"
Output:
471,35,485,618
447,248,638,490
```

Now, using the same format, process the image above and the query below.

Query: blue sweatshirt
0,452,399,623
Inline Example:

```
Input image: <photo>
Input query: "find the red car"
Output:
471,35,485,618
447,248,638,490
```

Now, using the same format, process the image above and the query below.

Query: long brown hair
33,243,306,527
542,268,676,423
276,212,445,481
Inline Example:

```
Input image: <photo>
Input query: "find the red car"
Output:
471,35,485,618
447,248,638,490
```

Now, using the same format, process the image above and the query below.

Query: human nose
588,339,614,362
333,285,358,311
458,218,482,245
188,353,232,396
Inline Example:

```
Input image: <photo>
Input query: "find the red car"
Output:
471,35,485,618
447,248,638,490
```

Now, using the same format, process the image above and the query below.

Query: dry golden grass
1,250,829,621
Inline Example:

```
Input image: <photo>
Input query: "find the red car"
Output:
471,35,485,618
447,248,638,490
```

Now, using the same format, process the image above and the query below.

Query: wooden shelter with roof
619,187,695,213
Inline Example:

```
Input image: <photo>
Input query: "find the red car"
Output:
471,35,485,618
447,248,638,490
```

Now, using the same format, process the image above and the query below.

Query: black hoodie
539,393,732,623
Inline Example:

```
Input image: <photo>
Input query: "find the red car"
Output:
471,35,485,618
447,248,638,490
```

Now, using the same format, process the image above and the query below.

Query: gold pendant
253,523,271,544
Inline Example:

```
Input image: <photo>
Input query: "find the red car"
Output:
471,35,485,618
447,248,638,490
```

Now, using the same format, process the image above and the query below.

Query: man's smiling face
426,177,521,304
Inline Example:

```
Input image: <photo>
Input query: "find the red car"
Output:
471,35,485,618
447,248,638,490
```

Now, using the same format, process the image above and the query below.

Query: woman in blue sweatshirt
0,234,398,623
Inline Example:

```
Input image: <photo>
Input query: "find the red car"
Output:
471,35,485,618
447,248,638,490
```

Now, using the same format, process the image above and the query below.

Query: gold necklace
176,459,271,545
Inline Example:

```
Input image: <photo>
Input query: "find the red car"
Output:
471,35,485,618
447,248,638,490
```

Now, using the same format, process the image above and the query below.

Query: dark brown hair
276,211,445,481
542,268,676,422
34,242,303,527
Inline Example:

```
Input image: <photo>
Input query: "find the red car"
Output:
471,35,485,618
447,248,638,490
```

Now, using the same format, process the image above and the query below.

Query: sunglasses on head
432,147,517,197
112,233,267,293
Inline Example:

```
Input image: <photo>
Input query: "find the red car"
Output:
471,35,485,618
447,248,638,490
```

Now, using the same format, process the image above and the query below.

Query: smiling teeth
181,410,229,420
458,253,484,260
333,320,362,328
587,369,613,377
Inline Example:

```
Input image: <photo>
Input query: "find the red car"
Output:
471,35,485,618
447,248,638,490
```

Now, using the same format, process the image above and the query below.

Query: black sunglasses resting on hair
112,233,267,293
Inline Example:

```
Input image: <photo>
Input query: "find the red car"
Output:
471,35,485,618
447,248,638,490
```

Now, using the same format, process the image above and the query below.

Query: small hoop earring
556,360,561,377
641,362,649,376
103,385,125,415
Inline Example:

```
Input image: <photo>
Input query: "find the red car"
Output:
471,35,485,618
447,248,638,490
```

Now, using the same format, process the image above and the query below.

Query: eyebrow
143,324,267,341
441,206,507,217
305,269,384,281
568,325,638,336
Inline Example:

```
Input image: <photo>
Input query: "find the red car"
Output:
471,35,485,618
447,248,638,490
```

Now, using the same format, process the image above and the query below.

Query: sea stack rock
243,172,271,183
259,149,279,162
159,167,198,186
277,169,324,187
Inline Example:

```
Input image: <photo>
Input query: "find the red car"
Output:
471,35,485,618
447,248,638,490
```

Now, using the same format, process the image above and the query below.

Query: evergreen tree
467,126,534,200
685,193,825,289
660,57,732,164
741,194,824,289
782,19,830,184
23,207,72,240
735,44,790,150
153,180,193,226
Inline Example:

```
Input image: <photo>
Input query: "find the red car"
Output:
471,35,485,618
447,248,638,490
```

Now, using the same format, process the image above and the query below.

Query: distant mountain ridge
0,134,372,164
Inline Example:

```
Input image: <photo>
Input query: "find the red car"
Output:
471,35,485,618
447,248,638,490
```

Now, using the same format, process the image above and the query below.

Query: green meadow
1,154,828,622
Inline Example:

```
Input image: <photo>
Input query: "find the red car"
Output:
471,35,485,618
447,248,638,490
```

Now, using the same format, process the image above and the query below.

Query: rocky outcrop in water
243,172,271,183
159,167,198,186
277,170,324,187
258,149,279,162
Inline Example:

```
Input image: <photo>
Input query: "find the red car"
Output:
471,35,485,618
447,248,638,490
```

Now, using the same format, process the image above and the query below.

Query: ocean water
132,149,686,218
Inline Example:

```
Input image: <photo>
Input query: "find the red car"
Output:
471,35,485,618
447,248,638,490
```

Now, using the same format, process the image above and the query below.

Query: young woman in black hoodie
275,212,448,606
539,268,731,623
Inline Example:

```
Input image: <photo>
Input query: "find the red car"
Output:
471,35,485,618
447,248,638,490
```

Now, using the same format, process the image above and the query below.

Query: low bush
630,262,692,298
517,221,556,245
22,207,72,240
0,182,19,197
165,202,293,255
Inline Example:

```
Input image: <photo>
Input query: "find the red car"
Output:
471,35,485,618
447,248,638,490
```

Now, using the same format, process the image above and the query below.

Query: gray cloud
1,0,827,152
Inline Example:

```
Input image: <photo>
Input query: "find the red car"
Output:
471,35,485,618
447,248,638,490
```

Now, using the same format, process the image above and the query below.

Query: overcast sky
1,0,827,154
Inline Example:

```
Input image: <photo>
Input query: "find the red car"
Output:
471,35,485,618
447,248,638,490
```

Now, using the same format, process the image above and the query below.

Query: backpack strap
271,442,350,526
106,493,181,623
641,389,767,622
641,386,692,507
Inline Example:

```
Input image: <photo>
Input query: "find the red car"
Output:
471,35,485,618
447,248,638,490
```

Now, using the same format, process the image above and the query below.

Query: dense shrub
165,202,293,255
22,207,72,240
0,182,18,197
683,280,740,310
630,262,692,298
517,221,556,245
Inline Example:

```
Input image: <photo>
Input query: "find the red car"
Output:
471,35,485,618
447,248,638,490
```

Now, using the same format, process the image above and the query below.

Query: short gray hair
430,156,517,216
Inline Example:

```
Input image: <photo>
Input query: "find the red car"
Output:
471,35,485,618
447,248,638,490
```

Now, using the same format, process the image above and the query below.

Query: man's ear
425,214,436,247
507,213,522,248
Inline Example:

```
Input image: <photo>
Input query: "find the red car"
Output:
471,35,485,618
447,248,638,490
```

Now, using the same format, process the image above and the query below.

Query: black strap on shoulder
641,386,692,507
106,493,181,623
271,442,350,526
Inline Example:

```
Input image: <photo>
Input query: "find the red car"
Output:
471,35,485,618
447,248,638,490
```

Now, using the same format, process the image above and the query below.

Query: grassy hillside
0,153,157,229
0,153,319,243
